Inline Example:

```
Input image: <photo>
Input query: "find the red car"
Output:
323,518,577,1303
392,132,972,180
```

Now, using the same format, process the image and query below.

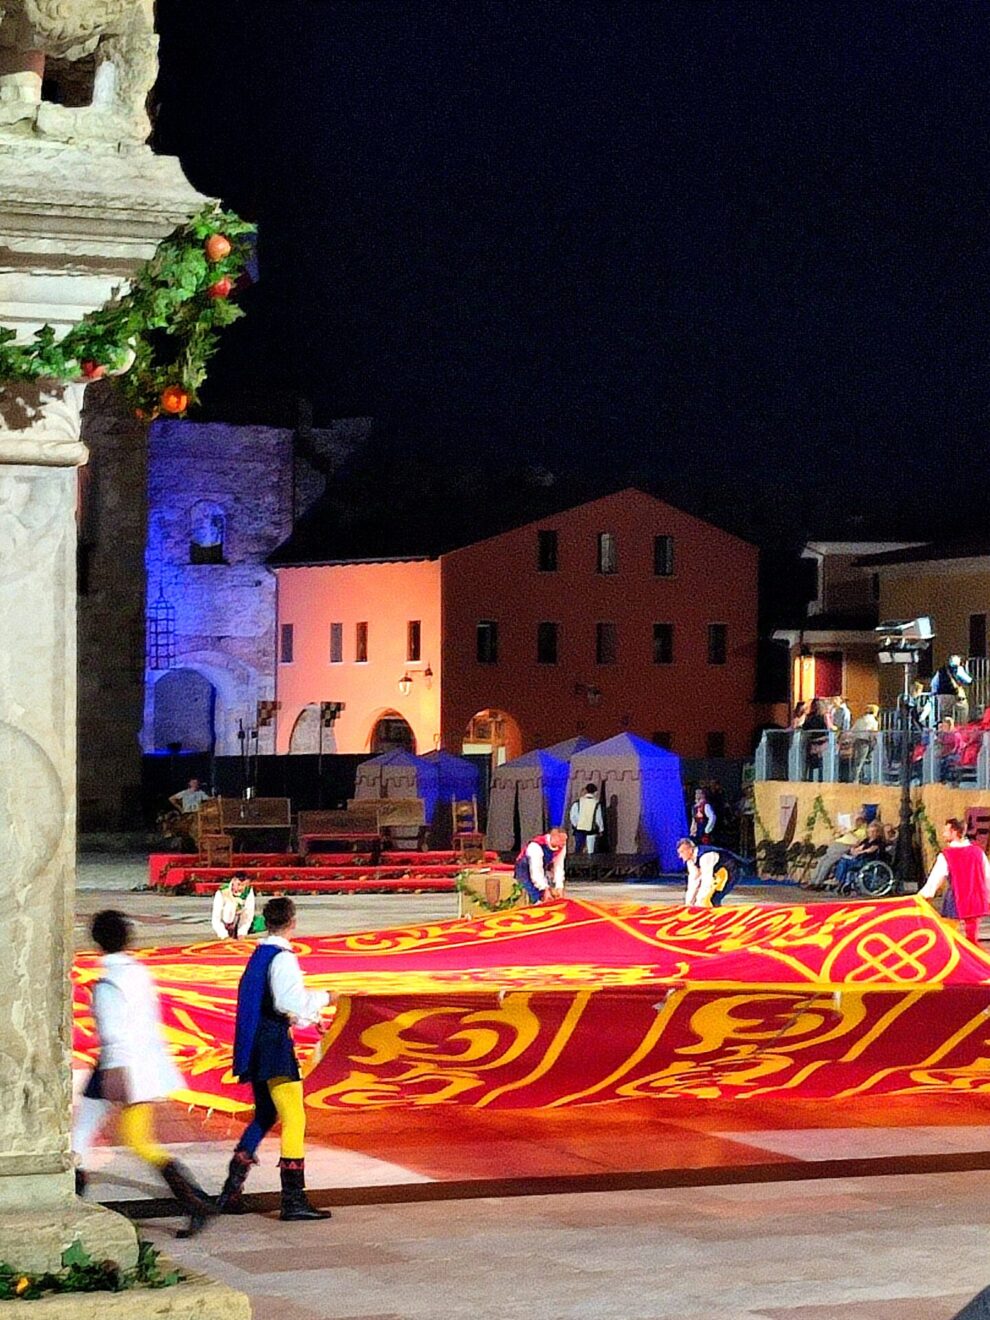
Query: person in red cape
919,817,990,944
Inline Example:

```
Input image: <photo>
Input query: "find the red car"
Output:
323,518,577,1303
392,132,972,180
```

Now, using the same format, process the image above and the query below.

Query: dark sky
154,1,989,542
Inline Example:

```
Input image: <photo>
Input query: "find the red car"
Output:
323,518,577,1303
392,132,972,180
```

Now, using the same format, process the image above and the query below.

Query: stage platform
149,850,507,894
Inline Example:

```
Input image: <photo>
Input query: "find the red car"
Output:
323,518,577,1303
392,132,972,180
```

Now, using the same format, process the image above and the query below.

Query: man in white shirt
569,784,604,854
514,827,567,902
72,910,216,1237
169,777,210,815
211,875,256,940
219,897,332,1221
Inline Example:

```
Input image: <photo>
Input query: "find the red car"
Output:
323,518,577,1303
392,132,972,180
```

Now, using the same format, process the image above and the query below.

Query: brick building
271,487,759,761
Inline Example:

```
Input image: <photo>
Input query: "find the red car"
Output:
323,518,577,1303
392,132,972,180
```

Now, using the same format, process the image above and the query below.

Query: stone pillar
0,134,206,1269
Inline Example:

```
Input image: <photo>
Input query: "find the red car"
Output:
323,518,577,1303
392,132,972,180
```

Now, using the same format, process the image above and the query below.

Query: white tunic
91,952,184,1103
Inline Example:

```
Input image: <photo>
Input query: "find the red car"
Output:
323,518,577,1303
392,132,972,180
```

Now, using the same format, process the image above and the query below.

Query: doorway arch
463,708,523,766
370,712,416,755
152,668,216,752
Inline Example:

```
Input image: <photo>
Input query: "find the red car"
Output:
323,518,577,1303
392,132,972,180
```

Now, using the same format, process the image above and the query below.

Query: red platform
148,850,508,894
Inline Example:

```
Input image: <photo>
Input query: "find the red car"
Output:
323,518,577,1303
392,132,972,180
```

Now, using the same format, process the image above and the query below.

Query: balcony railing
754,727,990,788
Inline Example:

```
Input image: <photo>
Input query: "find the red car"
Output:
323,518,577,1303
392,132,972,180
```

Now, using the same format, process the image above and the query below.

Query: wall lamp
398,664,433,696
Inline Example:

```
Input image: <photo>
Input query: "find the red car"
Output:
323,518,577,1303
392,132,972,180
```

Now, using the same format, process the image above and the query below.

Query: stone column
0,143,206,1270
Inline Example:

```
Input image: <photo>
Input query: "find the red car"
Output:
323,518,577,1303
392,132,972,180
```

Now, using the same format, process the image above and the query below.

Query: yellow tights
118,1103,170,1169
268,1077,306,1159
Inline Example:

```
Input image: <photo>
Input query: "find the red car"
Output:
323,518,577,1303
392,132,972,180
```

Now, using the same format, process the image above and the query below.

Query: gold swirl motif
822,909,956,984
351,996,542,1072
677,991,865,1057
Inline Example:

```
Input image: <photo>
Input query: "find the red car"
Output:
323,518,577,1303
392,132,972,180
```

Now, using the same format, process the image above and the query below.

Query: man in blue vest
514,827,568,902
217,897,332,1221
676,837,742,908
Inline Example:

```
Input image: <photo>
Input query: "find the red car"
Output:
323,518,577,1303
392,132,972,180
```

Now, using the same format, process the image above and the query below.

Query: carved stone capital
0,380,88,467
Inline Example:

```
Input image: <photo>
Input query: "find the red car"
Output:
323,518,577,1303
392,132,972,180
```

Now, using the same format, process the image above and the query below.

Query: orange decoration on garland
204,233,231,261
160,385,189,414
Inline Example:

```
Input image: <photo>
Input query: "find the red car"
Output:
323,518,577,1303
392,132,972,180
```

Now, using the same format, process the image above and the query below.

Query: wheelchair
851,858,898,898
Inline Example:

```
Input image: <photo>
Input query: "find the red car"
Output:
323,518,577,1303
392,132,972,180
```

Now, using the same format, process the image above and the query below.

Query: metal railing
755,727,990,788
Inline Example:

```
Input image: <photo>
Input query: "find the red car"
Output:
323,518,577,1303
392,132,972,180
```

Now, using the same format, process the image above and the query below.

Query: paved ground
139,1171,990,1319
76,852,990,1318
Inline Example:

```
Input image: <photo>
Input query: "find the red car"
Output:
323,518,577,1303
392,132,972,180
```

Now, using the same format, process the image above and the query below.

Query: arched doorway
152,669,216,752
370,712,416,755
288,704,337,755
463,708,523,766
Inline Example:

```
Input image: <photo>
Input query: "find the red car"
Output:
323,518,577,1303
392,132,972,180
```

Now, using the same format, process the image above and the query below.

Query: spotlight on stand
874,617,934,893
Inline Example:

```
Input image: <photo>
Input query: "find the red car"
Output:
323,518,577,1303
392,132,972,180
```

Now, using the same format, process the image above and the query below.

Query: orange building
271,488,759,761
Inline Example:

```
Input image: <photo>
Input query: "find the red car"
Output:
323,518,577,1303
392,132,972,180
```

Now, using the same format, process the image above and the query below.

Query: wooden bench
215,797,292,851
350,798,428,851
297,805,383,860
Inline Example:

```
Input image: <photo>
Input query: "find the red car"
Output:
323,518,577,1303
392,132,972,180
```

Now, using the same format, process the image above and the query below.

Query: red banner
72,897,990,1111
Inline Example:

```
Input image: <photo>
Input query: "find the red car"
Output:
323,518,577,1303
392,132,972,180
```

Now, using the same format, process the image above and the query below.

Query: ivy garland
803,794,834,839
913,802,939,852
455,871,526,913
0,1239,179,1301
0,205,255,419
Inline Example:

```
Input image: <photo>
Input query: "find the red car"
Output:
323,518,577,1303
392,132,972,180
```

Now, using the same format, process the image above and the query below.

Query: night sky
155,1,989,547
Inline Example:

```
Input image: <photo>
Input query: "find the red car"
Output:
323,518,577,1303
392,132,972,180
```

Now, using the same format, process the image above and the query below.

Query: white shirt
263,935,330,1026
570,796,603,833
525,841,566,893
691,803,717,835
919,839,990,898
851,714,879,734
92,953,184,1102
211,885,256,939
176,788,209,813
683,849,721,907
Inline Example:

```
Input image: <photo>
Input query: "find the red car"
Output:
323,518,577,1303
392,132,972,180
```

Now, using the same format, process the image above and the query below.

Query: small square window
597,532,618,575
329,622,343,664
355,621,368,663
537,621,559,664
706,731,726,758
407,619,421,663
537,530,558,572
654,535,674,577
653,622,673,665
279,623,294,665
596,622,617,665
477,620,499,664
708,623,728,665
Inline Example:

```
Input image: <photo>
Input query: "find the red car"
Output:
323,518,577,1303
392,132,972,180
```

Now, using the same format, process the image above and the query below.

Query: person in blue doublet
217,897,332,1221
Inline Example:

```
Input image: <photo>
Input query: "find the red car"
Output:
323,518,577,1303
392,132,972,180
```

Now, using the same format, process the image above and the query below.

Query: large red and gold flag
72,897,990,1111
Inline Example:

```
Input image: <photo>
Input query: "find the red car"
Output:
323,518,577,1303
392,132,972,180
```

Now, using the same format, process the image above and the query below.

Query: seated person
937,717,963,784
831,820,888,894
514,827,567,903
211,874,257,940
169,777,210,815
805,814,867,889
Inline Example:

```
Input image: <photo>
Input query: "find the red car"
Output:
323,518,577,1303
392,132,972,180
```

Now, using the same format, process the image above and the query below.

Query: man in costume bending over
514,826,567,902
217,897,332,1221
677,837,743,909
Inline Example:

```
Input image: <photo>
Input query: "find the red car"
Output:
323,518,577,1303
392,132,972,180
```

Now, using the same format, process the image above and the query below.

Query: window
654,534,674,577
596,621,617,665
597,532,618,574
407,619,422,663
970,613,988,659
652,730,673,750
653,622,673,665
329,622,343,664
706,731,727,758
279,623,294,665
477,620,499,664
189,500,226,564
708,623,728,665
537,529,559,572
536,621,559,664
355,621,368,663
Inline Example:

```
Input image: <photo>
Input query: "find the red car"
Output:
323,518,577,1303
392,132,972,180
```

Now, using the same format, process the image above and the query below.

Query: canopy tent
566,733,686,868
487,747,571,852
421,749,480,801
354,749,440,823
72,896,990,1112
543,735,593,759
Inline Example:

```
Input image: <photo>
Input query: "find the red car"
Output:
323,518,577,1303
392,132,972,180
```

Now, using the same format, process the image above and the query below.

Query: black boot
161,1160,217,1239
217,1148,257,1215
278,1158,331,1222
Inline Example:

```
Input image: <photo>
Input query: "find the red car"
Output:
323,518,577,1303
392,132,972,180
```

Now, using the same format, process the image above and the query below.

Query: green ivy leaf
61,1240,92,1269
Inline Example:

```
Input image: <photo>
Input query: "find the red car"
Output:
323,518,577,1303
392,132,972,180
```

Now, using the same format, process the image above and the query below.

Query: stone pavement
137,1171,990,1319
